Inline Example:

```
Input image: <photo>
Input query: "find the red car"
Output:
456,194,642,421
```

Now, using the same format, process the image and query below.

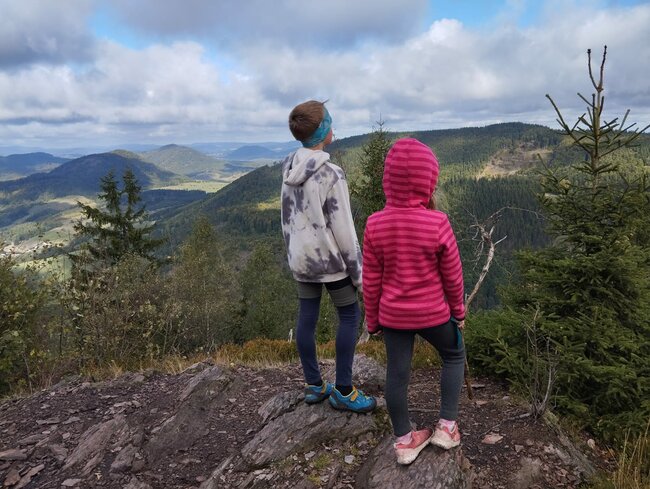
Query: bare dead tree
459,208,508,399
464,209,509,310
525,305,558,417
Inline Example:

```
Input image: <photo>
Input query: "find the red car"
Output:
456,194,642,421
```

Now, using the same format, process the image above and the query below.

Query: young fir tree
510,47,650,441
73,169,164,268
172,216,240,350
350,121,393,229
239,241,296,341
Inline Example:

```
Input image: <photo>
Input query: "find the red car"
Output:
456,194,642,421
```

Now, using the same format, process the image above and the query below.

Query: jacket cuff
367,322,379,334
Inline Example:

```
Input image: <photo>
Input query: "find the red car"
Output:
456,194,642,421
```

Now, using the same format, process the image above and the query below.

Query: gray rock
61,479,83,487
182,359,215,375
3,468,20,486
63,415,128,474
179,365,227,402
199,455,234,489
509,457,543,489
355,435,473,489
15,463,45,489
123,476,152,489
145,366,238,461
48,443,68,462
17,433,47,446
324,354,385,390
293,479,318,489
111,444,138,473
0,448,27,461
242,392,378,468
543,411,596,478
257,390,303,424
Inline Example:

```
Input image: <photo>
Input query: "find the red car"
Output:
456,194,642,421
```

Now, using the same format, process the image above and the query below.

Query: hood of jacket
382,138,439,208
283,148,330,186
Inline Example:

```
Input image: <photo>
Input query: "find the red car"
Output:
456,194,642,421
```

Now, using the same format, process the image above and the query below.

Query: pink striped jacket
362,138,465,332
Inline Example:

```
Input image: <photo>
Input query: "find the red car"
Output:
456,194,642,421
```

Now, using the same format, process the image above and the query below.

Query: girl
362,138,466,465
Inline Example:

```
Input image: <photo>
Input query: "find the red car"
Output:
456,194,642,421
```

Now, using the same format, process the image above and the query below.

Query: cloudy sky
1,0,649,151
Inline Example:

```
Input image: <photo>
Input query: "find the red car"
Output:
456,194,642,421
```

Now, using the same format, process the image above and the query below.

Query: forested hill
158,122,561,245
330,122,562,165
138,144,228,177
157,164,282,250
153,122,649,308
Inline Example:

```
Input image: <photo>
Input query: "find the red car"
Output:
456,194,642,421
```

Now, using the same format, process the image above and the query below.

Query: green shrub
0,255,49,394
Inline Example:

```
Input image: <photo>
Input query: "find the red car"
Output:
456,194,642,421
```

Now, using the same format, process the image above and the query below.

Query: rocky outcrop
0,356,604,489
356,435,473,489
242,391,377,468
323,353,385,390
144,365,238,460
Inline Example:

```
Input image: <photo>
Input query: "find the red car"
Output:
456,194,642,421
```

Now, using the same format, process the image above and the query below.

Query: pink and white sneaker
430,421,461,449
394,428,433,465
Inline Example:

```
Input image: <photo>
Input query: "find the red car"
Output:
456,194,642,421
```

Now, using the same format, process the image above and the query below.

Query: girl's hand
456,320,465,331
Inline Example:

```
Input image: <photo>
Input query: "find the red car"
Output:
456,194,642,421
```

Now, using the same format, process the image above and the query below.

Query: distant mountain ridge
138,144,227,178
0,151,185,203
225,145,291,160
190,140,299,157
0,152,69,180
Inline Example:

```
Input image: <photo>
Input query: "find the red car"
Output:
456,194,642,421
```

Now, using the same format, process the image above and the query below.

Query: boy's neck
306,142,326,151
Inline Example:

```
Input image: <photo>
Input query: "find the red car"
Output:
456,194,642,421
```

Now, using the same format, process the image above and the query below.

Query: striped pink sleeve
438,215,466,320
362,222,382,333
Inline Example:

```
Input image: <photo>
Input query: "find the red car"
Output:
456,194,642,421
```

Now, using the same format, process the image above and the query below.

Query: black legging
295,277,359,386
383,320,466,436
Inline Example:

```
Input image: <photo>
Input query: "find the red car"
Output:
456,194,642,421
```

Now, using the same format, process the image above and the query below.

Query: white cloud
0,0,95,68
106,0,429,49
0,1,648,149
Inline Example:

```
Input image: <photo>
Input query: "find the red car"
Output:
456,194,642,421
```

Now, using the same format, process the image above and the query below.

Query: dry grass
3,337,442,401
72,337,440,381
611,424,650,489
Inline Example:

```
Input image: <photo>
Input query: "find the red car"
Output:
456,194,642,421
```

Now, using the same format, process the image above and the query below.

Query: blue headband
301,107,332,148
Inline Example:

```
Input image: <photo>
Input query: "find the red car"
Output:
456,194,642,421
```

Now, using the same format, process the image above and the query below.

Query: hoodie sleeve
362,222,382,333
324,174,363,288
437,214,466,320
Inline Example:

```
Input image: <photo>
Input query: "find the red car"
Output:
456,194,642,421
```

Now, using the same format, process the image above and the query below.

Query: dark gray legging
383,320,466,436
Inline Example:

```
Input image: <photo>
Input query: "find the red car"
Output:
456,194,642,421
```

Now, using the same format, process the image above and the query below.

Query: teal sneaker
328,386,376,413
304,381,333,404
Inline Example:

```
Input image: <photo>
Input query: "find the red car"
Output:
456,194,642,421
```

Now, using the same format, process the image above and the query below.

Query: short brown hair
289,100,326,141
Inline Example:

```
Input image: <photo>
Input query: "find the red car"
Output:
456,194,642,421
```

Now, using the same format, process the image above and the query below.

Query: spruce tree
511,47,650,441
350,121,393,228
73,169,164,268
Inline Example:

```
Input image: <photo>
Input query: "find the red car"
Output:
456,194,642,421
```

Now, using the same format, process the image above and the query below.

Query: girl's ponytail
427,193,436,210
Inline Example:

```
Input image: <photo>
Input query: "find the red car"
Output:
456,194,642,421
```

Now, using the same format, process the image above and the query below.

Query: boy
280,100,375,413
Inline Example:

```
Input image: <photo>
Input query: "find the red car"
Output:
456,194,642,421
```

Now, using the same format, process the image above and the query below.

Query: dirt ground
0,361,613,488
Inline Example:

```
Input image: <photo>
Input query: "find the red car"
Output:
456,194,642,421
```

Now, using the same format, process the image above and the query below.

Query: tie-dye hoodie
281,148,362,287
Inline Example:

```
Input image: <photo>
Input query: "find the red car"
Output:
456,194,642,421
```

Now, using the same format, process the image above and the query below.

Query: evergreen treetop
73,168,164,268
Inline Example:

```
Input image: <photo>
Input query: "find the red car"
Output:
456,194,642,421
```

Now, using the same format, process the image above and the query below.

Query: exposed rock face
242,391,377,467
355,434,473,489
145,365,238,460
323,353,386,390
0,357,603,488
63,414,129,475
